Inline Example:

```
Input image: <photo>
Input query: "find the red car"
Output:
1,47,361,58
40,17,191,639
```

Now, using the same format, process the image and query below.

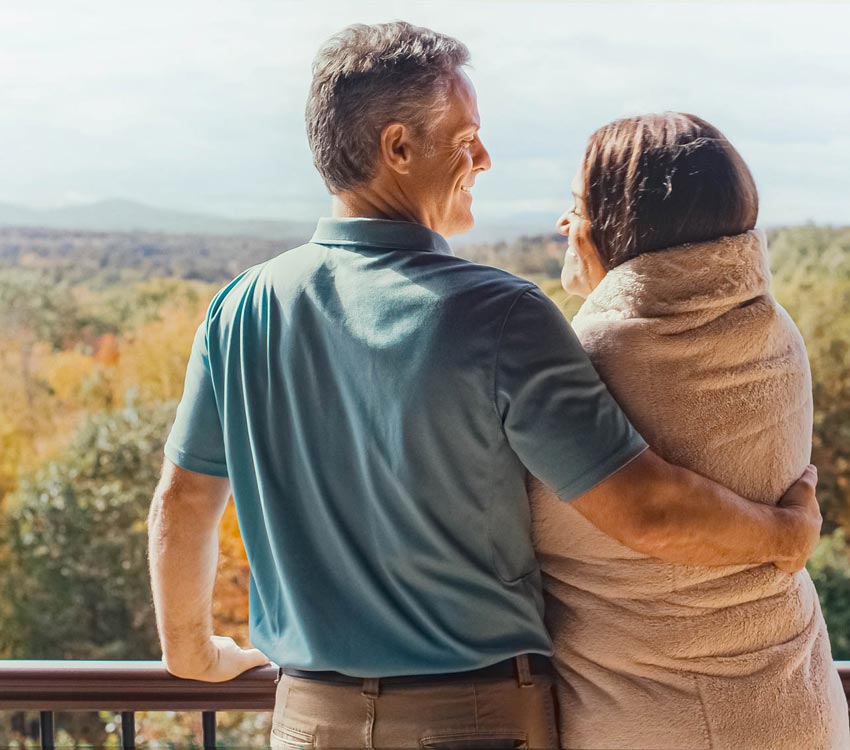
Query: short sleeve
496,287,647,501
164,321,229,477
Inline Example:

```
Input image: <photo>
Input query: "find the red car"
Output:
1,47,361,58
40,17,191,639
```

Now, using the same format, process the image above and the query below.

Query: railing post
202,710,216,749
39,711,55,750
121,711,136,749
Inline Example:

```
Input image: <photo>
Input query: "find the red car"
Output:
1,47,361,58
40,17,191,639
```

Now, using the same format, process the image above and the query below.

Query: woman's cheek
561,247,593,297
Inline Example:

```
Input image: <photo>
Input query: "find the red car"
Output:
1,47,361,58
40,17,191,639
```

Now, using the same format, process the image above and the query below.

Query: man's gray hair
306,21,470,194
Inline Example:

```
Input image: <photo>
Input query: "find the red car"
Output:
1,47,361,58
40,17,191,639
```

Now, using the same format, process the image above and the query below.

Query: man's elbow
147,481,215,535
147,465,174,535
623,499,682,556
146,488,193,550
575,450,685,556
147,490,164,525
626,454,689,547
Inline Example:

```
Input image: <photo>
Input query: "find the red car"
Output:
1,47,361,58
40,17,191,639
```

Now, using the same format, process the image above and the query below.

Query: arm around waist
570,450,821,570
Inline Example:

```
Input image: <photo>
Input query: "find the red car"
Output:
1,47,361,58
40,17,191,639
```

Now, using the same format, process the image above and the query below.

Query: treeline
0,226,296,287
0,225,569,288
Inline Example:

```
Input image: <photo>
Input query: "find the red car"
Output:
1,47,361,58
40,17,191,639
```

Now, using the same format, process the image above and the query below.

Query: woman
530,113,849,749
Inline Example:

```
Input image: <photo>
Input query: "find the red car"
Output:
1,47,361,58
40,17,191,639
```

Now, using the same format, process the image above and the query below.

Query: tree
0,403,172,659
808,530,850,660
0,272,81,494
771,227,850,530
0,399,257,747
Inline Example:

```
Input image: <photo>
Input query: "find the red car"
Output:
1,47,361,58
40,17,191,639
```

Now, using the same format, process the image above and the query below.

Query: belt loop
274,666,283,686
515,655,533,687
362,677,380,698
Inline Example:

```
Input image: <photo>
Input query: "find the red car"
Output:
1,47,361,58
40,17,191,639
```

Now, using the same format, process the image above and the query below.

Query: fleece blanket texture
530,230,849,749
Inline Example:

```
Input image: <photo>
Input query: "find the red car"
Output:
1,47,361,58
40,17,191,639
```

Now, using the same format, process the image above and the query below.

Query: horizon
2,2,849,230
1,196,838,249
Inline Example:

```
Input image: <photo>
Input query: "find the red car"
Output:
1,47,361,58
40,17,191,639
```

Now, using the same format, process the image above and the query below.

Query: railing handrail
0,660,278,711
1,659,848,712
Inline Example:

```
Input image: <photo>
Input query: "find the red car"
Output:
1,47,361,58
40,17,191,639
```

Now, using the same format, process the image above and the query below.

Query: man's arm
148,459,269,682
498,287,821,572
571,450,821,572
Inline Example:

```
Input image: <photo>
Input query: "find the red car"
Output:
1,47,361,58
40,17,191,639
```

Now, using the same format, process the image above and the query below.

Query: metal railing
0,660,277,749
1,660,849,749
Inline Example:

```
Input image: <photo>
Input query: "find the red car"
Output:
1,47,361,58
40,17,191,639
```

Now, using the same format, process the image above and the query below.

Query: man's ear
573,221,608,286
379,122,413,175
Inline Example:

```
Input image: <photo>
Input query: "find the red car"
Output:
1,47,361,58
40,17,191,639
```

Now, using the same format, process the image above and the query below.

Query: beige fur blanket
530,230,849,749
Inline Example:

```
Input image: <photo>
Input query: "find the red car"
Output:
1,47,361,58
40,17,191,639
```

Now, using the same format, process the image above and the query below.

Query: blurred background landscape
0,221,848,747
1,0,848,746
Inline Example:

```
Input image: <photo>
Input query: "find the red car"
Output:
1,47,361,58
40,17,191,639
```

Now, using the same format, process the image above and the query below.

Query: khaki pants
270,663,558,749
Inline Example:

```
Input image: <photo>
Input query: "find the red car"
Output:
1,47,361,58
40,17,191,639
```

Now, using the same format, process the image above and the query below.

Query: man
148,21,821,748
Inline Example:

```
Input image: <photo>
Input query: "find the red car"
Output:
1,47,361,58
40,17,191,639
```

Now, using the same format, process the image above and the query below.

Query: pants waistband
280,654,551,689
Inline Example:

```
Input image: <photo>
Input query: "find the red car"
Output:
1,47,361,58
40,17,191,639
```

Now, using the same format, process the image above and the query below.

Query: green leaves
0,403,176,660
808,530,850,659
770,226,850,532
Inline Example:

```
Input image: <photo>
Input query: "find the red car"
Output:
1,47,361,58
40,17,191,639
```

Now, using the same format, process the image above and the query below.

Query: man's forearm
632,460,805,566
148,490,222,676
147,462,267,683
572,450,815,568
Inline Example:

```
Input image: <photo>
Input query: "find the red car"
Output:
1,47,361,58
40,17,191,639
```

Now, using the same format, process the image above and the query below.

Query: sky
2,1,849,230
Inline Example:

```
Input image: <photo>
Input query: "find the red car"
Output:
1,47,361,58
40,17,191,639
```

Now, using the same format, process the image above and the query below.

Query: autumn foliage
0,225,848,745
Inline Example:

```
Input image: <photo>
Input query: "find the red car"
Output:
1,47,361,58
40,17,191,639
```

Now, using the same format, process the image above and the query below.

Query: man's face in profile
407,70,491,237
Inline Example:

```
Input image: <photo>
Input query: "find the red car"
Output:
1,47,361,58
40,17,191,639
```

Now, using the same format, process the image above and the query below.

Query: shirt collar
310,217,454,256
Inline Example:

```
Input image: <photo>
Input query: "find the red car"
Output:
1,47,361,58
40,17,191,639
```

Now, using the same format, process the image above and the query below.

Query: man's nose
474,138,492,172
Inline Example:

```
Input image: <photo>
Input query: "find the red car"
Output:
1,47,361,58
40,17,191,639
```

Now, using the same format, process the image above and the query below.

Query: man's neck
332,191,423,227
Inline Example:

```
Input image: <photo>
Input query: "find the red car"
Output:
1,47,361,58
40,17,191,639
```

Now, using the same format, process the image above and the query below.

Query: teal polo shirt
164,217,646,677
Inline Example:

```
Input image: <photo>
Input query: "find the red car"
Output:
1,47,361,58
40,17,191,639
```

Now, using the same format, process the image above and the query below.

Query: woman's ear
379,122,413,175
573,221,608,289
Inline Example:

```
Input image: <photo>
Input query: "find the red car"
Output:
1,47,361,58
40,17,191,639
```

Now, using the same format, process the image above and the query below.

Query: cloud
1,1,848,225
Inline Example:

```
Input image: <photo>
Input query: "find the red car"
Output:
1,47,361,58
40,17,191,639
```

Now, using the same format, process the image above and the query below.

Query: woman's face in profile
557,167,606,297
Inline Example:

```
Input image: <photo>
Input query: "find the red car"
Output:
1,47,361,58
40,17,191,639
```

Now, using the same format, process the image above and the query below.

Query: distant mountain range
0,199,316,242
0,198,555,246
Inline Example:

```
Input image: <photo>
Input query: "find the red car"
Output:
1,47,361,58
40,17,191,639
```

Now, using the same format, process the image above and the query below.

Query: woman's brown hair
582,112,759,269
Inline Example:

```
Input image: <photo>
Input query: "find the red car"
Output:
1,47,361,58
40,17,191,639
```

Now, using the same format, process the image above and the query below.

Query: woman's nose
556,212,570,235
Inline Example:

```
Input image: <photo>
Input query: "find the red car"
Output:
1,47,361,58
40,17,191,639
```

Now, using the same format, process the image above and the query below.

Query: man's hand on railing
775,464,822,575
164,635,270,683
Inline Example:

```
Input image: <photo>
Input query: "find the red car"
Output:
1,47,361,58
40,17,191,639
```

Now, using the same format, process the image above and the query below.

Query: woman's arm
570,450,821,572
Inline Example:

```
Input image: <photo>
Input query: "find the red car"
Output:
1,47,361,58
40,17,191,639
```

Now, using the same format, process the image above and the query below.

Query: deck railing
1,660,849,749
0,660,277,749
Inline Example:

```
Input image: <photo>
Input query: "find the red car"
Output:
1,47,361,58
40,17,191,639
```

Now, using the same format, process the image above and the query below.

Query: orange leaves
112,304,203,405
94,333,120,367
43,349,98,402
214,499,251,642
